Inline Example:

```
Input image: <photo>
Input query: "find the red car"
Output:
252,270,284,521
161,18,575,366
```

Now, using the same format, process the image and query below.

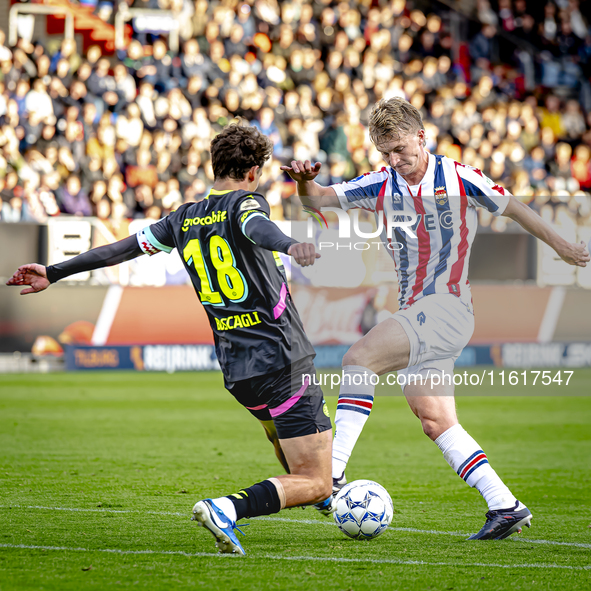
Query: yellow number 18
183,237,247,306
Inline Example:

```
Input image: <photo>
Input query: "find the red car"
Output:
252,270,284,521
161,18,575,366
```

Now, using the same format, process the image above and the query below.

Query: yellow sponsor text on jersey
215,311,262,331
240,210,265,224
182,210,228,231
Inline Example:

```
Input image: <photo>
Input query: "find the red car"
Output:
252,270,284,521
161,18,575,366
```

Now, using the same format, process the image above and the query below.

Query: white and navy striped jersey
331,153,511,310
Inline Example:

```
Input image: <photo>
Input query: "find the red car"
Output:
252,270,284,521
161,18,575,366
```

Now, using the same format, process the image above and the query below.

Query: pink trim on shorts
245,403,268,411
273,283,288,320
269,377,309,418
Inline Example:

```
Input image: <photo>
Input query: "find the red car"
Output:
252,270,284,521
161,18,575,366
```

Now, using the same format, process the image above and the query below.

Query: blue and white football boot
313,496,335,516
314,472,348,516
192,499,246,555
468,501,532,540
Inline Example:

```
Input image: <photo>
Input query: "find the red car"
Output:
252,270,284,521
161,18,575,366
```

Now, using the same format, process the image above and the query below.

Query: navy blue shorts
225,357,332,440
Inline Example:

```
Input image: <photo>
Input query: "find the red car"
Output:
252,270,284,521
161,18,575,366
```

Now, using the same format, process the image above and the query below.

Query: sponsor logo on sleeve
240,210,267,224
239,198,261,211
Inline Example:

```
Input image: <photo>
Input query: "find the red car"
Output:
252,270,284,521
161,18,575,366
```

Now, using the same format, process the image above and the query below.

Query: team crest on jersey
435,186,448,206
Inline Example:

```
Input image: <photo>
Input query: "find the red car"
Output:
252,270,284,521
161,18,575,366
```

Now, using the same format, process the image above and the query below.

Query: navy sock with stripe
225,479,282,520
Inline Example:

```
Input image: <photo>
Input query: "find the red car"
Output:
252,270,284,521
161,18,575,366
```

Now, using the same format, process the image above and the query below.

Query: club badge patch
435,186,448,206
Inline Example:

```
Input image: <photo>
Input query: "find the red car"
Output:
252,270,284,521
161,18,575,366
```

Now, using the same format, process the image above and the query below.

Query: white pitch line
7,505,186,517
254,516,470,535
3,505,591,550
390,527,466,536
255,516,591,549
0,543,220,559
0,543,589,571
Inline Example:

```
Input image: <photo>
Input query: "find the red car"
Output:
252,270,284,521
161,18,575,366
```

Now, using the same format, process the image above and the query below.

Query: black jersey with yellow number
136,189,315,382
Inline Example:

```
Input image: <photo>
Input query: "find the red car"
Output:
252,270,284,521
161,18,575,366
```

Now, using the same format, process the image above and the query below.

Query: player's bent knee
420,418,443,441
319,481,333,501
309,477,333,504
342,347,365,368
319,474,333,499
297,472,332,504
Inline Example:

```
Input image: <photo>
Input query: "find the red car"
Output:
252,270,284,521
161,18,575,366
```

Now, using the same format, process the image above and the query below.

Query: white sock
211,497,237,522
332,365,377,479
434,424,517,511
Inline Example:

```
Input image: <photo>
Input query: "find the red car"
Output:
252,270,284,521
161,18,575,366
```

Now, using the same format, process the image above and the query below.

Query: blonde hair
369,97,425,147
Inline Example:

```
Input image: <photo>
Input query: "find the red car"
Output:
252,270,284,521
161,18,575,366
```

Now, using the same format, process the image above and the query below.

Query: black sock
226,479,281,520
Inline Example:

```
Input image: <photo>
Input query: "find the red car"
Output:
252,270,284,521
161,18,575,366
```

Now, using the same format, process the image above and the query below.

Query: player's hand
557,240,590,267
288,243,321,267
280,160,322,183
6,264,50,295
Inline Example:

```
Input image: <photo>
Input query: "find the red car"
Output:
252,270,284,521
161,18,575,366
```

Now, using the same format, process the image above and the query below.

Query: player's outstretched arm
503,196,590,267
241,212,320,267
6,235,145,295
280,160,341,210
6,264,50,295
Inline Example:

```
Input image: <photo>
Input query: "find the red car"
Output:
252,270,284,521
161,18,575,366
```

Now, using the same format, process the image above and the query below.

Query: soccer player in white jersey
282,97,590,540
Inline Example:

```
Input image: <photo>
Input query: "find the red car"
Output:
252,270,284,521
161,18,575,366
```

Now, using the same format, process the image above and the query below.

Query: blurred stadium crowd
1,0,591,235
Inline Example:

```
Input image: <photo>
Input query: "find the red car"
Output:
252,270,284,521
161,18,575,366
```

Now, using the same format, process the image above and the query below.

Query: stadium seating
0,0,589,233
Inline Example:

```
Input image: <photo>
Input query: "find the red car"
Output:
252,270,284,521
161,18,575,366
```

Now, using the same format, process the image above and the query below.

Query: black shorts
225,356,332,440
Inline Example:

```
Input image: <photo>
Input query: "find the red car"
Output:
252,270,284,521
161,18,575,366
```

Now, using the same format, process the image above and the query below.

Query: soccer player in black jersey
7,123,332,555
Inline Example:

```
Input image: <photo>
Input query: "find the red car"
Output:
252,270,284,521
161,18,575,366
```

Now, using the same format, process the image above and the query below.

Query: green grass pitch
1,370,590,590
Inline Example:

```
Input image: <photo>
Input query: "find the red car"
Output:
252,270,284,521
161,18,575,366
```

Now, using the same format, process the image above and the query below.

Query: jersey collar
206,188,234,199
392,152,435,196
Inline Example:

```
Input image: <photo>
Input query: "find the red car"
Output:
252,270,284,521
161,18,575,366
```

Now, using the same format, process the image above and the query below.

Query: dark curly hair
210,122,274,180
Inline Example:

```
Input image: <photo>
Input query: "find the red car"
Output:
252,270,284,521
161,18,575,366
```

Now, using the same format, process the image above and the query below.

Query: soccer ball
333,479,393,540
